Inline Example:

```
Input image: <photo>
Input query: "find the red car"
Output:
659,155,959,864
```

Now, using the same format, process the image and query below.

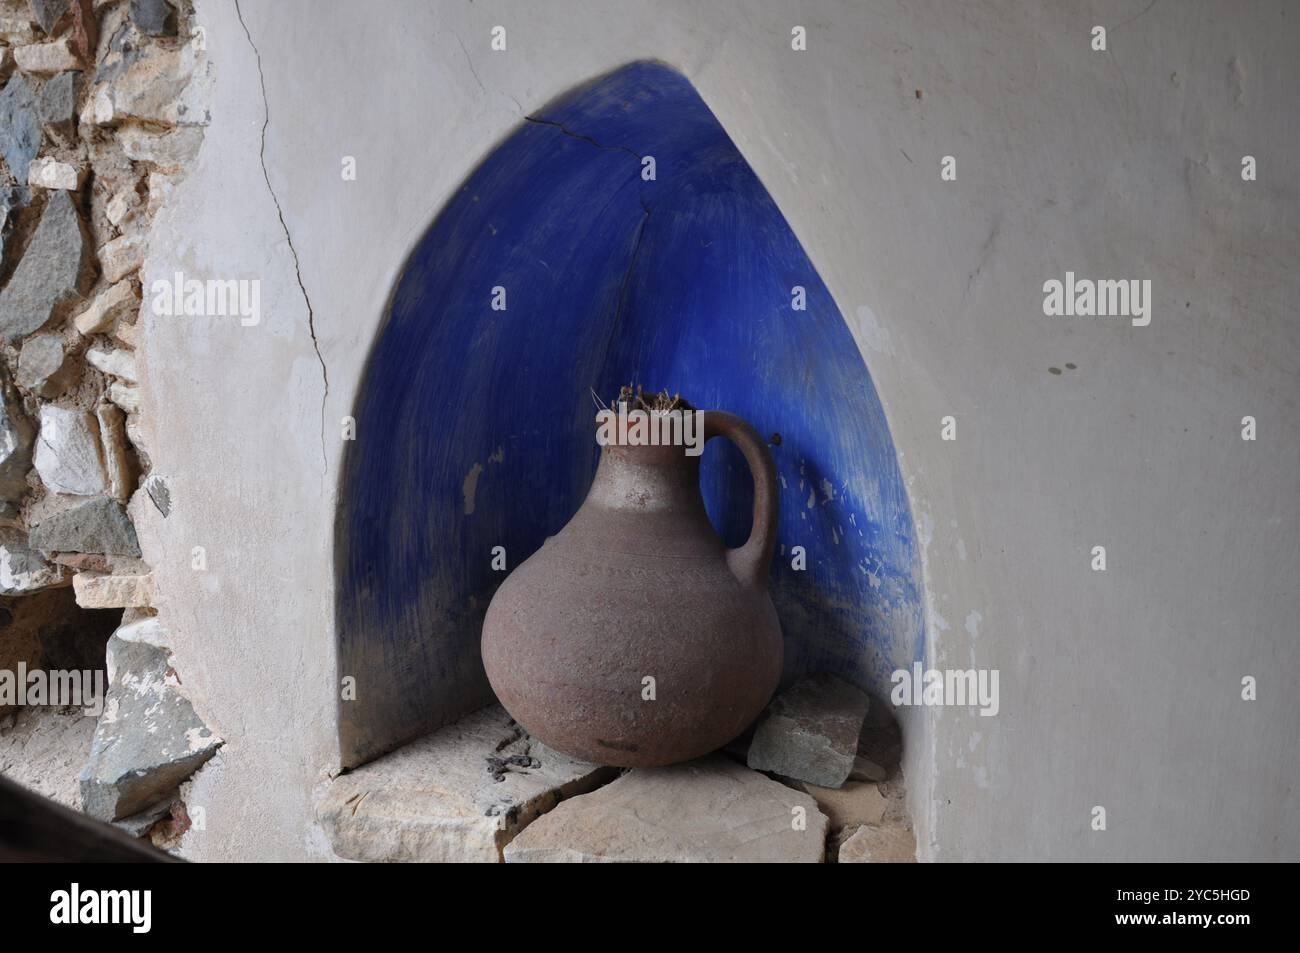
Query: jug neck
586,441,706,512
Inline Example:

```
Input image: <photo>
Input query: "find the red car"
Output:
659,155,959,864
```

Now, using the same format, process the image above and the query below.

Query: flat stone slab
504,755,828,863
317,704,616,863
746,673,871,787
801,779,888,829
838,824,917,863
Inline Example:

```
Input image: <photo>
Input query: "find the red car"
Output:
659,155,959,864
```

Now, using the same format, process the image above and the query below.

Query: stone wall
0,0,215,847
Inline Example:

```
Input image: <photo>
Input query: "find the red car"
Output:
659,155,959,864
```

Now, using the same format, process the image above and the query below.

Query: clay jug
481,408,782,767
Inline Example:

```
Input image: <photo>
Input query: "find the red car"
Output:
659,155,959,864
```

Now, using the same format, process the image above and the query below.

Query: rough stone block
72,570,154,608
36,69,78,128
17,332,73,397
91,39,208,126
117,123,202,170
97,402,134,500
838,824,916,863
0,190,89,342
0,527,68,594
746,673,871,788
13,38,80,74
73,279,138,335
0,73,41,182
86,343,137,382
27,154,83,190
28,0,70,35
318,704,616,863
504,756,828,863
29,496,140,556
80,634,221,820
108,381,140,414
97,231,145,283
129,0,176,37
105,187,140,227
800,779,888,830
33,404,107,496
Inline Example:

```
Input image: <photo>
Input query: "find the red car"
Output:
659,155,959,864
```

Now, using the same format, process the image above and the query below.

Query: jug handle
704,411,779,590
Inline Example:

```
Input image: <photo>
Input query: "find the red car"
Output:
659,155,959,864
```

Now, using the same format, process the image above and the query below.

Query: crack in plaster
235,0,330,474
452,30,523,113
523,115,645,164
454,31,485,95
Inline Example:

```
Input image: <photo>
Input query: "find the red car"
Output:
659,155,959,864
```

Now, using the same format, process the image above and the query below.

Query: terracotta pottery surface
481,409,782,767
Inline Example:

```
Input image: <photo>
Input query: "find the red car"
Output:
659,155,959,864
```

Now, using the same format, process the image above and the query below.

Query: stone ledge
316,704,617,863
504,755,829,863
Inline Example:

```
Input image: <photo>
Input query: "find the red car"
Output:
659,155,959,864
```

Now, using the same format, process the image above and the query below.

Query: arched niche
335,61,922,768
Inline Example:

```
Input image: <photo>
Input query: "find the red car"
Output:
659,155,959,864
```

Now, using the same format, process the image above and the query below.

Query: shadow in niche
335,60,922,768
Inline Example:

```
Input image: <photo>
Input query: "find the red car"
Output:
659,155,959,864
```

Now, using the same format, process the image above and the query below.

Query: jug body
481,412,782,767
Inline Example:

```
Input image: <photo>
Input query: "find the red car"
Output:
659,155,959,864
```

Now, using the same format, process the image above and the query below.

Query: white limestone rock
105,187,140,227
96,402,134,500
33,405,107,495
114,320,139,349
112,614,169,650
13,38,80,74
107,381,140,413
73,279,139,335
117,123,203,170
86,344,137,382
27,155,84,190
144,170,174,216
97,232,145,283
72,570,155,608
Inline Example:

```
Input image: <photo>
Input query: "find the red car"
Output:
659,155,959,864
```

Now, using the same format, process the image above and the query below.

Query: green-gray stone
0,191,89,342
29,497,141,557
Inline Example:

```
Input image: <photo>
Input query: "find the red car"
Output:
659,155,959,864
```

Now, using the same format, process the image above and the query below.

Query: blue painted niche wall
335,61,922,768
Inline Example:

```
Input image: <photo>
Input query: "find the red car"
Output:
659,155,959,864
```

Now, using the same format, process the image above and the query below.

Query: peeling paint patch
462,463,484,515
855,303,894,355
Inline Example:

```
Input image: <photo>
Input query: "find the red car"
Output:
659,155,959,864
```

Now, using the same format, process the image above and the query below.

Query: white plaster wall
143,0,1299,860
